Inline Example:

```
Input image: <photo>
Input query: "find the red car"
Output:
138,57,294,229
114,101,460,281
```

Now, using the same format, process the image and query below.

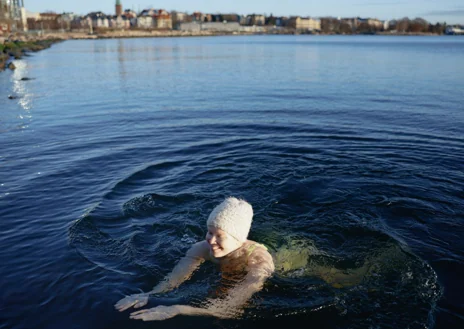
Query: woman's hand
114,293,149,312
130,305,180,321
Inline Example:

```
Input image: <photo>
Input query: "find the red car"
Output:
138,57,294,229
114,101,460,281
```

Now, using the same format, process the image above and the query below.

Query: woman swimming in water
115,197,275,321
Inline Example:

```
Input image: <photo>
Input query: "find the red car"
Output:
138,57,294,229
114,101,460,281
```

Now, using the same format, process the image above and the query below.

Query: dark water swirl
68,122,450,328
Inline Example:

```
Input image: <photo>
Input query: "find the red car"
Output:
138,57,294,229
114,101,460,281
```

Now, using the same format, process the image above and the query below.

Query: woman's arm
130,247,275,320
115,241,208,312
180,262,273,318
150,241,209,293
185,247,275,318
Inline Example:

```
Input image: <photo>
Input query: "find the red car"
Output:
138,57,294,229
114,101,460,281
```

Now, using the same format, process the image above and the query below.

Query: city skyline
24,0,464,25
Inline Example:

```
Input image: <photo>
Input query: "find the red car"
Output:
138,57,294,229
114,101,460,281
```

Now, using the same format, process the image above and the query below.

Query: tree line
321,17,447,34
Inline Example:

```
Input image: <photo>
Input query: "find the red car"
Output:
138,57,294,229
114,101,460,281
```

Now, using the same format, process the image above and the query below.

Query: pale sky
25,0,464,24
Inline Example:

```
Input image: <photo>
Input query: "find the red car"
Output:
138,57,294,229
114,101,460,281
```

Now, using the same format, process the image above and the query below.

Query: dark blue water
1,35,463,329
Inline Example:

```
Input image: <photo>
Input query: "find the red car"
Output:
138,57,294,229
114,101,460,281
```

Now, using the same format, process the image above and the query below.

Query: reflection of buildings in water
117,39,128,92
117,39,126,65
92,40,110,53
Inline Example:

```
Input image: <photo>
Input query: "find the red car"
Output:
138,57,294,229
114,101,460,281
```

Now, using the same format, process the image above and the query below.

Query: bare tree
396,17,410,33
428,22,446,34
409,17,429,33
320,17,340,34
339,22,352,34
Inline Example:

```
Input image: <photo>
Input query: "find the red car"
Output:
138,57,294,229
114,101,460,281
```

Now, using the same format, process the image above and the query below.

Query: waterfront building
172,11,187,22
115,0,122,16
70,16,91,31
246,14,265,26
287,16,321,31
26,11,39,20
139,8,156,16
265,15,289,27
341,17,358,28
367,18,384,29
27,12,60,31
136,9,172,29
123,9,137,27
123,9,136,19
221,14,241,23
153,12,172,29
87,12,109,28
136,14,152,28
191,12,201,22
57,13,78,31
111,15,130,29
357,17,384,30
171,11,189,29
208,14,221,22
192,12,210,22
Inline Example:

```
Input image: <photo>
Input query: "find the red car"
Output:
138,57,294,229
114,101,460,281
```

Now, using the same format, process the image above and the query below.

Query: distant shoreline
4,29,451,42
54,30,449,39
0,30,456,72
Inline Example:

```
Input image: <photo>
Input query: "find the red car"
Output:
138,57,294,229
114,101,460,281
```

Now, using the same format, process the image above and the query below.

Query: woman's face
206,226,243,258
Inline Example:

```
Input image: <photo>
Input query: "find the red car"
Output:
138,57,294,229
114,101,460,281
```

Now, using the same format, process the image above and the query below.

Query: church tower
115,0,122,16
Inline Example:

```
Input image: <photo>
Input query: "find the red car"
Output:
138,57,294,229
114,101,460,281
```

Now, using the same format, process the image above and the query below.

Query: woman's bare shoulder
186,240,210,260
247,241,275,274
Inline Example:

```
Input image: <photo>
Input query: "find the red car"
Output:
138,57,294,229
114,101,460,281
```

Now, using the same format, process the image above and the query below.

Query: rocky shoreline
0,37,63,71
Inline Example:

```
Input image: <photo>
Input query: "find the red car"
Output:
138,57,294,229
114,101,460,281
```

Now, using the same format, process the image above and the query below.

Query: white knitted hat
207,197,253,242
